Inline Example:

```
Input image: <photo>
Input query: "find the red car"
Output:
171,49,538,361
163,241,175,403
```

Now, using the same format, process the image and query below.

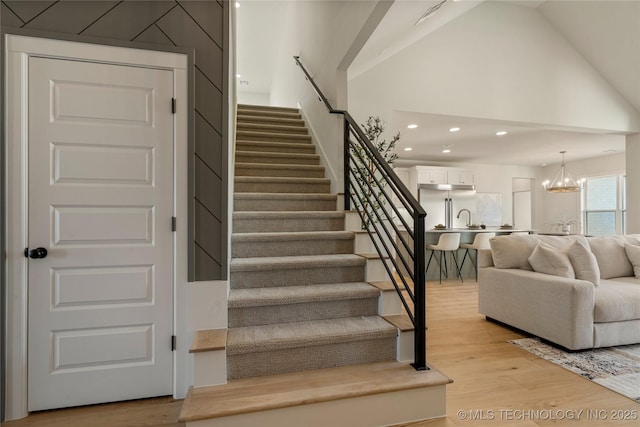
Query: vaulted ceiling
236,0,640,166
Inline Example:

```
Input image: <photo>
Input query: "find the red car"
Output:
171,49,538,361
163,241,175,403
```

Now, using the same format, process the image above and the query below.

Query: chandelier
542,151,581,193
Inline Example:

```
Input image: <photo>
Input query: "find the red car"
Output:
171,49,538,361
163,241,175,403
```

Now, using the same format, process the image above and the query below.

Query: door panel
28,57,174,411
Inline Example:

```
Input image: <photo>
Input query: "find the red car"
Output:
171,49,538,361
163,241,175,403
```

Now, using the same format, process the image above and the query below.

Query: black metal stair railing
293,56,428,371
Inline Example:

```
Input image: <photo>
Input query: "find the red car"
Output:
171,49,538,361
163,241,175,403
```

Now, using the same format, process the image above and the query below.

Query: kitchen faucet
457,208,471,226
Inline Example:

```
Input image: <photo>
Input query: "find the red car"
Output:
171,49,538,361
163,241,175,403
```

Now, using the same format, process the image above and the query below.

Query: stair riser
237,132,311,144
232,238,354,258
235,153,319,165
234,165,325,178
233,217,344,233
236,142,315,154
227,338,396,379
233,198,337,211
234,181,330,194
230,265,365,289
228,298,379,328
237,124,308,135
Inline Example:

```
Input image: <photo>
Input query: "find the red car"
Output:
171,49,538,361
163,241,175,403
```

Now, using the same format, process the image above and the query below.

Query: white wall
626,135,640,233
237,90,269,105
349,1,640,133
267,1,389,192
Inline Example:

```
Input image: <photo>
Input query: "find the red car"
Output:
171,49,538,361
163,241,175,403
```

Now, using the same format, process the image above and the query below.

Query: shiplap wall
1,0,228,280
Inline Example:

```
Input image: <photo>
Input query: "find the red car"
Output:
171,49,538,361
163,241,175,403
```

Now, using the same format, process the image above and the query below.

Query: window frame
581,173,626,235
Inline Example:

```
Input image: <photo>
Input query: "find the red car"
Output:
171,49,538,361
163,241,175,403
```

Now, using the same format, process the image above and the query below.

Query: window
582,174,626,235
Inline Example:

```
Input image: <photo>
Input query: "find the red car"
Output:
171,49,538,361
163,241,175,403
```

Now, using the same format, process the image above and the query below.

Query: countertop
425,228,531,233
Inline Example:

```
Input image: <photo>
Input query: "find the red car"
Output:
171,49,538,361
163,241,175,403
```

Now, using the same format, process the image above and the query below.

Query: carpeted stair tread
234,162,325,178
236,140,315,154
232,230,354,243
232,211,344,232
229,282,379,308
234,192,337,199
236,130,311,143
235,150,320,165
237,122,308,134
234,176,331,193
236,114,304,127
238,104,299,113
233,193,337,211
230,254,365,271
226,316,397,355
232,231,355,257
233,211,344,220
234,176,330,185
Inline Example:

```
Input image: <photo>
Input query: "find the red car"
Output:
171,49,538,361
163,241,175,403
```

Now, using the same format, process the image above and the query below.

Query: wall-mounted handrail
294,56,428,371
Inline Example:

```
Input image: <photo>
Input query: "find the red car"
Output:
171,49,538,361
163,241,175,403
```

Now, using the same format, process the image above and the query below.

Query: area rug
510,338,640,403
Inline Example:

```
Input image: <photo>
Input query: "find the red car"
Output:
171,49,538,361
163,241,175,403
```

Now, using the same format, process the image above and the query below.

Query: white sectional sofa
478,234,640,350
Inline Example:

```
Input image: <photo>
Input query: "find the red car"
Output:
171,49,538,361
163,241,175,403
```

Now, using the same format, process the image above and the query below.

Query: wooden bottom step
179,361,451,426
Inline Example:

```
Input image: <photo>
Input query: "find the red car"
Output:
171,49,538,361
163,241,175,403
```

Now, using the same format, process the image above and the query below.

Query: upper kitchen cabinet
449,170,474,185
409,166,474,188
418,168,447,185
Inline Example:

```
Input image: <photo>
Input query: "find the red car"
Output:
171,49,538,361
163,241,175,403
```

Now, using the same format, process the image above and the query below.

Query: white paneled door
27,57,175,411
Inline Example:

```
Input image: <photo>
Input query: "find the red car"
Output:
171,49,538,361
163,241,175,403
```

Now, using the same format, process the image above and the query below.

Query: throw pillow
624,243,640,279
528,242,576,279
588,236,634,279
489,234,539,270
566,239,601,286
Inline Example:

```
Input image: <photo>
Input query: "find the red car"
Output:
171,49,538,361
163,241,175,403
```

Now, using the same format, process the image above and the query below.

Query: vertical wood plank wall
1,0,228,280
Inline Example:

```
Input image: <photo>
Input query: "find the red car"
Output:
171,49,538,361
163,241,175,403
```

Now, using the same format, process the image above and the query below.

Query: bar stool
426,233,462,284
460,232,495,280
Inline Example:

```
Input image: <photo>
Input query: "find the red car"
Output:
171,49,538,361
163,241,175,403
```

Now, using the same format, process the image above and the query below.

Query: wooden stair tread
189,329,227,353
384,314,416,332
179,361,452,422
357,252,391,260
368,280,396,291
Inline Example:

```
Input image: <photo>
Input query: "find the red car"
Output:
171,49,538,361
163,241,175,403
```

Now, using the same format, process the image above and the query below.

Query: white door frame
4,34,189,420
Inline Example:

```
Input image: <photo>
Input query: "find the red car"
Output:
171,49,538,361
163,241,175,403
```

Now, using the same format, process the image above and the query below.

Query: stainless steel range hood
419,183,476,191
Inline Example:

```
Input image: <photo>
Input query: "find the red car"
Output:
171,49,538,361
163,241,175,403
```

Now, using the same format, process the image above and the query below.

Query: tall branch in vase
352,116,399,229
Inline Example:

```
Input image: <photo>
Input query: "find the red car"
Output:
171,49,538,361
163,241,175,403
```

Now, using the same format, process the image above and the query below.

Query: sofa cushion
489,234,587,270
588,236,637,279
528,242,575,278
566,239,601,286
624,244,640,278
594,278,640,322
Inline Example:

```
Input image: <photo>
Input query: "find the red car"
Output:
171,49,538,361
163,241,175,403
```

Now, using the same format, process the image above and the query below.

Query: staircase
230,104,398,378
179,105,450,426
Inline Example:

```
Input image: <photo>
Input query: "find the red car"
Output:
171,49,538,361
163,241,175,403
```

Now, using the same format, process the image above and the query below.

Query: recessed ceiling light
235,2,240,8
442,149,451,154
449,127,460,133
496,131,508,136
236,73,241,78
407,124,418,129
404,147,413,151
603,149,617,153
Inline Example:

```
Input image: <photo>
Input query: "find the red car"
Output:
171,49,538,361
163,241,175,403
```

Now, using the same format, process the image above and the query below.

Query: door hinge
171,335,177,351
171,98,176,114
171,216,177,232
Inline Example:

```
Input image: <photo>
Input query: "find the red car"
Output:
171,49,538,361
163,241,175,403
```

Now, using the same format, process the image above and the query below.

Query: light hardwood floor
5,280,640,426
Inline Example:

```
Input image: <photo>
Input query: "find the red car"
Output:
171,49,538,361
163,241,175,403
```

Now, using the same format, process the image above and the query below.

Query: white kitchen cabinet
417,168,447,184
449,170,474,185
